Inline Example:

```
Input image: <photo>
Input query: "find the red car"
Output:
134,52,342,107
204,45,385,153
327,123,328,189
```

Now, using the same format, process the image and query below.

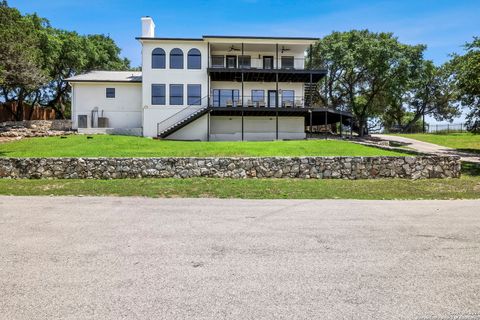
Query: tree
449,37,480,132
0,1,131,120
310,30,425,136
401,61,459,131
0,1,46,119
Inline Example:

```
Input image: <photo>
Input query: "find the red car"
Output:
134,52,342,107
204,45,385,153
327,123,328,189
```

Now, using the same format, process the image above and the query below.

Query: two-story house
67,17,352,141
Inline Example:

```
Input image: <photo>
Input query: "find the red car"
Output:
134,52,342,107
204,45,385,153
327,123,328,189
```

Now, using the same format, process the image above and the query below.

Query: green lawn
394,133,480,154
0,174,478,199
0,135,407,157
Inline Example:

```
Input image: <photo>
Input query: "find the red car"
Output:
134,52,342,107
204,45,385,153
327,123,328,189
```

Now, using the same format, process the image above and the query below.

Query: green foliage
449,37,480,132
310,30,426,136
0,1,130,119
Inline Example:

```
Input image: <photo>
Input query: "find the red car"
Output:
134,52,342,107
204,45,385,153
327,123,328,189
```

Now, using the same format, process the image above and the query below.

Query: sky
9,0,480,124
10,0,480,67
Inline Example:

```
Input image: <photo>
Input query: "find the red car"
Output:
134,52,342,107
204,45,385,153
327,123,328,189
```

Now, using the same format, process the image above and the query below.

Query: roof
203,35,319,41
136,35,319,42
65,71,142,83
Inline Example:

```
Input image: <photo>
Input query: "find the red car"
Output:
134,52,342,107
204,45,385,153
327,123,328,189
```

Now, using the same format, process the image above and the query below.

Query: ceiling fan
281,46,290,53
228,45,241,52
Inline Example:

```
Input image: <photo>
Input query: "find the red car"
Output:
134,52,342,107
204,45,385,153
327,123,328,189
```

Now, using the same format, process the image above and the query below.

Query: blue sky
9,0,480,123
10,0,480,68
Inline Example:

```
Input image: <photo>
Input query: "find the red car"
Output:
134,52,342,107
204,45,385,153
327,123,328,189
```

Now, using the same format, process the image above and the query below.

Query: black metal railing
208,57,316,71
208,95,306,108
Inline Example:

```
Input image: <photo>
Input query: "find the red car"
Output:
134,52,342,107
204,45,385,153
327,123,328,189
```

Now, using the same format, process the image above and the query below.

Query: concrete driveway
373,134,480,163
1,196,480,320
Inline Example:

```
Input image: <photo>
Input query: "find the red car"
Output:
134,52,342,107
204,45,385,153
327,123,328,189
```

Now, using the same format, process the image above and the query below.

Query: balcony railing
208,57,313,71
209,95,307,108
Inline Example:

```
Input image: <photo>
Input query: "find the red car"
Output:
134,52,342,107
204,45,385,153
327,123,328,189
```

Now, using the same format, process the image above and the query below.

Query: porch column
241,43,244,107
275,73,279,108
241,110,244,141
276,111,279,140
309,73,313,107
324,109,328,140
207,111,210,141
207,42,210,107
309,109,313,138
340,112,343,137
276,43,279,69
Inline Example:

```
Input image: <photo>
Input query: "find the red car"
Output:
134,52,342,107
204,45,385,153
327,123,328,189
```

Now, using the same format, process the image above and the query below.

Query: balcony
207,56,326,82
209,94,306,108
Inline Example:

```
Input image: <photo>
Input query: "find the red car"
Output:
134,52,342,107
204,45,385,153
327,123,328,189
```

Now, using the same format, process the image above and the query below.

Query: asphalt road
1,197,480,320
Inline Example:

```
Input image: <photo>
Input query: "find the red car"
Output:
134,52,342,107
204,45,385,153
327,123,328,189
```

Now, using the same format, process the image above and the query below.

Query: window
211,55,224,68
152,48,166,69
170,84,184,105
238,55,251,68
281,56,294,69
151,84,166,105
187,48,201,69
212,89,239,107
251,90,265,105
187,84,201,105
106,88,115,98
282,90,294,107
170,48,184,69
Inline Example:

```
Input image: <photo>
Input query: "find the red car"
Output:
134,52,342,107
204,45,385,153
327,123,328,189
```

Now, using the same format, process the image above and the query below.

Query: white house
67,17,351,141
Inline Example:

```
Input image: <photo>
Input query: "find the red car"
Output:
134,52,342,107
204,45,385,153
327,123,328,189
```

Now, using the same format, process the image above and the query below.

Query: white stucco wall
210,116,305,141
140,40,209,137
167,114,208,141
71,82,142,130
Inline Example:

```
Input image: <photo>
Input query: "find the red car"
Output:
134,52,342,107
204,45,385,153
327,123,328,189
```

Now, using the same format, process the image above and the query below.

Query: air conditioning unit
98,117,109,128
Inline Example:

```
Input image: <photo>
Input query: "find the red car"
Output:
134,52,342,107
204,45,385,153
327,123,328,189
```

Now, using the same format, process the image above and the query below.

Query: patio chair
295,100,303,108
226,99,233,108
258,100,266,108
247,99,254,107
284,100,293,108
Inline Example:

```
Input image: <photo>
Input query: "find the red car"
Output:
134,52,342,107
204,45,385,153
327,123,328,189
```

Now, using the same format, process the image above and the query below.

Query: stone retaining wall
0,156,461,179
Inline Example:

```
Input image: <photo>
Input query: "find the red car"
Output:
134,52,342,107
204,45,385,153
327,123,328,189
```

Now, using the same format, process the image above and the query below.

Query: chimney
141,16,155,38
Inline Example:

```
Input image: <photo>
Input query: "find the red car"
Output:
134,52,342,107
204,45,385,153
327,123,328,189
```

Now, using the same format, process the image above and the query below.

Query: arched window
151,48,165,69
170,48,184,69
187,48,201,69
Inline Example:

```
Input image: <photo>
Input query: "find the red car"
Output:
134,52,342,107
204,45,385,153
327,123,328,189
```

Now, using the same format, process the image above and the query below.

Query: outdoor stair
157,105,210,138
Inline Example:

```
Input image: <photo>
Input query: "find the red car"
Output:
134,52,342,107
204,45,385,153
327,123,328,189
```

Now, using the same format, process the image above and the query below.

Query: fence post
447,124,449,134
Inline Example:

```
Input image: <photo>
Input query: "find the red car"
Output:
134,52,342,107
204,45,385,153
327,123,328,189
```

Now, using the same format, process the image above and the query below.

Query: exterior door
268,90,277,108
226,55,237,69
263,56,274,69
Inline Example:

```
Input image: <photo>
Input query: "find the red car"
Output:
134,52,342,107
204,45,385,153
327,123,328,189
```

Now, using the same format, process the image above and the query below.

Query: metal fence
391,123,467,134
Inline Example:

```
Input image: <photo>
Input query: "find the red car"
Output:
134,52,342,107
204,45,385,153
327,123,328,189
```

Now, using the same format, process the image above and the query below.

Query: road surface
1,196,480,319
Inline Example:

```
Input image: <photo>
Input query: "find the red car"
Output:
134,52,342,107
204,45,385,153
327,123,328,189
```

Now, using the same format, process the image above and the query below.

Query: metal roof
65,71,142,83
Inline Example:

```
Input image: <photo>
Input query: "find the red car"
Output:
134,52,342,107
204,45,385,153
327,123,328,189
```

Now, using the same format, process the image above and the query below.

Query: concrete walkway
373,134,480,163
1,196,480,319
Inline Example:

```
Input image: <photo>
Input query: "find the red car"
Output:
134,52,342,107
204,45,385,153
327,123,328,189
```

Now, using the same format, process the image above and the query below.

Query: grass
0,174,478,199
0,135,407,157
393,133,480,154
0,164,478,200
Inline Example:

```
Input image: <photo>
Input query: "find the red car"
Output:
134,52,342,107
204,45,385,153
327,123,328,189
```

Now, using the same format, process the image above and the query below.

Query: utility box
98,117,109,128
77,115,87,128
